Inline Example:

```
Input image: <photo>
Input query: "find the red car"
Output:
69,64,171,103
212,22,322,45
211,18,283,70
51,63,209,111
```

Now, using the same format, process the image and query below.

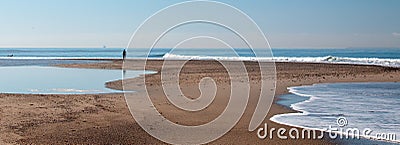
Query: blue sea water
273,82,400,143
0,48,124,58
1,48,399,59
1,48,399,67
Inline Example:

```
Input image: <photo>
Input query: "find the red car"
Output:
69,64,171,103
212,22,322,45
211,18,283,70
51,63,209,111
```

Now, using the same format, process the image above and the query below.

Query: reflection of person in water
122,49,126,61
122,49,127,76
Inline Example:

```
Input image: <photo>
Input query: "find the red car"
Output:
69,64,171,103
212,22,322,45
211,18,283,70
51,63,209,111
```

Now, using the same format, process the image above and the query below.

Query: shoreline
1,56,398,69
272,83,400,144
1,59,399,144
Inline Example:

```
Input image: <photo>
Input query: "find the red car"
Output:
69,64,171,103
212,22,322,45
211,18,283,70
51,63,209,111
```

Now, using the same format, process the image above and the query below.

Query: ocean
1,48,399,67
273,82,400,143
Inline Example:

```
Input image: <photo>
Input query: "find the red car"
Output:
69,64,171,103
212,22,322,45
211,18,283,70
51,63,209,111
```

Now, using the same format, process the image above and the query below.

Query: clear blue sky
0,0,399,48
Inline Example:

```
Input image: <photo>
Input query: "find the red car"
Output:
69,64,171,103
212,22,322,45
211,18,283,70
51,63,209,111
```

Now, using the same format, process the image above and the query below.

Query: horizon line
0,47,399,49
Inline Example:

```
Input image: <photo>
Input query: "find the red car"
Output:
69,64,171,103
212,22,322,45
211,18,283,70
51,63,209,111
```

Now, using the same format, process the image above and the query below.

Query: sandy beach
1,60,399,144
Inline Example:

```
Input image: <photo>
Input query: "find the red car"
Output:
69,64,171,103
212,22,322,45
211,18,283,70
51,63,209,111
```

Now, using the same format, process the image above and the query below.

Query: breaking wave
162,53,400,68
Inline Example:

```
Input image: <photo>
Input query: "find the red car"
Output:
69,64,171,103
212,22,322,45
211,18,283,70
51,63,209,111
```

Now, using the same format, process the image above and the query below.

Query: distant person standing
122,49,127,76
122,49,127,61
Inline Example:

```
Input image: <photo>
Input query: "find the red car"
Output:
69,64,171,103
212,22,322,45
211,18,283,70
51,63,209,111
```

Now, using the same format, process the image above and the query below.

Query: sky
0,0,399,48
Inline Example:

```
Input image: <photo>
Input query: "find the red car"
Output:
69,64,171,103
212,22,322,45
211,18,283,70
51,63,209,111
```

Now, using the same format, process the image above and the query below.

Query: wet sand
1,60,399,144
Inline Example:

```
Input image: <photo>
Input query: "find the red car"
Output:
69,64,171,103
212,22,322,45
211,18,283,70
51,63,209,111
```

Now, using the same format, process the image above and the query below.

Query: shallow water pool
0,66,144,94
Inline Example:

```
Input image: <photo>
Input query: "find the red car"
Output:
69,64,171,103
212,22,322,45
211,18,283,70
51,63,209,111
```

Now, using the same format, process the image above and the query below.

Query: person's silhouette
122,49,126,61
122,49,127,76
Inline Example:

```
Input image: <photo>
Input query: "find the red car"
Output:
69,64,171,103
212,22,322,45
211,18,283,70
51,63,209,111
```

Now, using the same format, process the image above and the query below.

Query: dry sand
1,60,399,144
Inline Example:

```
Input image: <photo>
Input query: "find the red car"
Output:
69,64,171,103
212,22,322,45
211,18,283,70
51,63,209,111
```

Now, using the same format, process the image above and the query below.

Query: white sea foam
2,53,400,68
270,82,400,143
163,53,400,68
27,88,104,93
51,88,103,93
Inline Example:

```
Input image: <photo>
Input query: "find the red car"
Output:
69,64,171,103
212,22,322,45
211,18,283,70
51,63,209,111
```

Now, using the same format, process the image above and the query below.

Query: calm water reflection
0,66,143,94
